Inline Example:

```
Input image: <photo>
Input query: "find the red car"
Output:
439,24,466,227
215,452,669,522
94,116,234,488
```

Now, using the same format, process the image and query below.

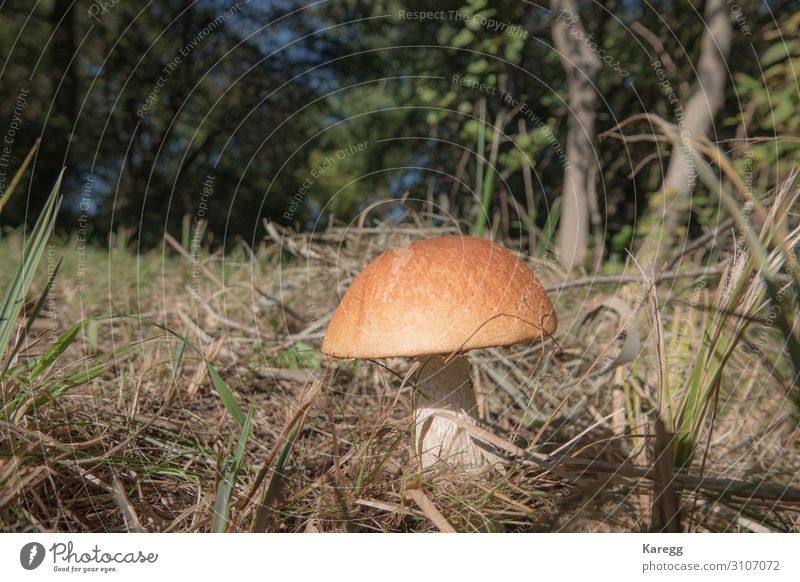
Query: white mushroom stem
413,355,490,468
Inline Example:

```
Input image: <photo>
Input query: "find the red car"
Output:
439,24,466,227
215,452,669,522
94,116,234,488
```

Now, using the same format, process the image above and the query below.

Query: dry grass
1,215,799,533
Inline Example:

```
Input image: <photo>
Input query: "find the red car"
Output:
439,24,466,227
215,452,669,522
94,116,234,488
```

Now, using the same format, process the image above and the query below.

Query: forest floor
1,221,799,533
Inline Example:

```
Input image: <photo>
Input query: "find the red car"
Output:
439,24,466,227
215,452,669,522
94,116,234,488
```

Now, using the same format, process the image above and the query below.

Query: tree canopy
0,0,797,264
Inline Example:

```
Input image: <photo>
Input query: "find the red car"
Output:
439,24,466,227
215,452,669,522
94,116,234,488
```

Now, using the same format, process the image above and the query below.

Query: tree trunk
637,0,733,271
551,0,602,270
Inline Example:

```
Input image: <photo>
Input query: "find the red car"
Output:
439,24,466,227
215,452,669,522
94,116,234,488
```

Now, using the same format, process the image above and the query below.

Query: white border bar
2,533,798,581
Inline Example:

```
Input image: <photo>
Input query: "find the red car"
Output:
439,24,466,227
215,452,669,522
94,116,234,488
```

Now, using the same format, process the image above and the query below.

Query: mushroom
321,235,557,469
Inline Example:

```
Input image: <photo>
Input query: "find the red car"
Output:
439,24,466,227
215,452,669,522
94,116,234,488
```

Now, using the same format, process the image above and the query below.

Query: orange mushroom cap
322,236,557,359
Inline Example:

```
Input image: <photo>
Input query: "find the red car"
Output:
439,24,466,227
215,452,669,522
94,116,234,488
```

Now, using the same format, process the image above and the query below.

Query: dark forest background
0,0,797,268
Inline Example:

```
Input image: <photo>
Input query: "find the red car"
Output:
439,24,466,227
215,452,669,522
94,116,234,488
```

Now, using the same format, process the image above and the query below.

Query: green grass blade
25,320,88,382
111,317,249,419
252,421,301,532
171,326,189,378
537,197,562,255
0,169,64,365
476,110,501,240
205,357,245,425
473,97,488,237
86,319,98,350
274,423,299,480
0,139,39,214
24,363,108,414
212,403,254,532
7,343,136,417
2,258,62,375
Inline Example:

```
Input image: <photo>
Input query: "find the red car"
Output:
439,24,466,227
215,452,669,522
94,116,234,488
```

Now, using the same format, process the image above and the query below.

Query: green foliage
0,0,793,258
610,224,634,255
0,1,324,244
266,341,319,370
731,12,800,173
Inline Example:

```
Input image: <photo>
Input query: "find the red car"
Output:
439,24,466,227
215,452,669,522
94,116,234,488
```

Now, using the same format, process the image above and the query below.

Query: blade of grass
473,97,487,236
17,344,137,416
86,319,98,350
5,343,137,418
251,420,300,532
0,169,64,364
2,258,62,375
212,403,254,532
537,196,562,255
171,326,189,378
205,357,244,425
0,139,39,214
474,107,504,239
25,320,88,382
